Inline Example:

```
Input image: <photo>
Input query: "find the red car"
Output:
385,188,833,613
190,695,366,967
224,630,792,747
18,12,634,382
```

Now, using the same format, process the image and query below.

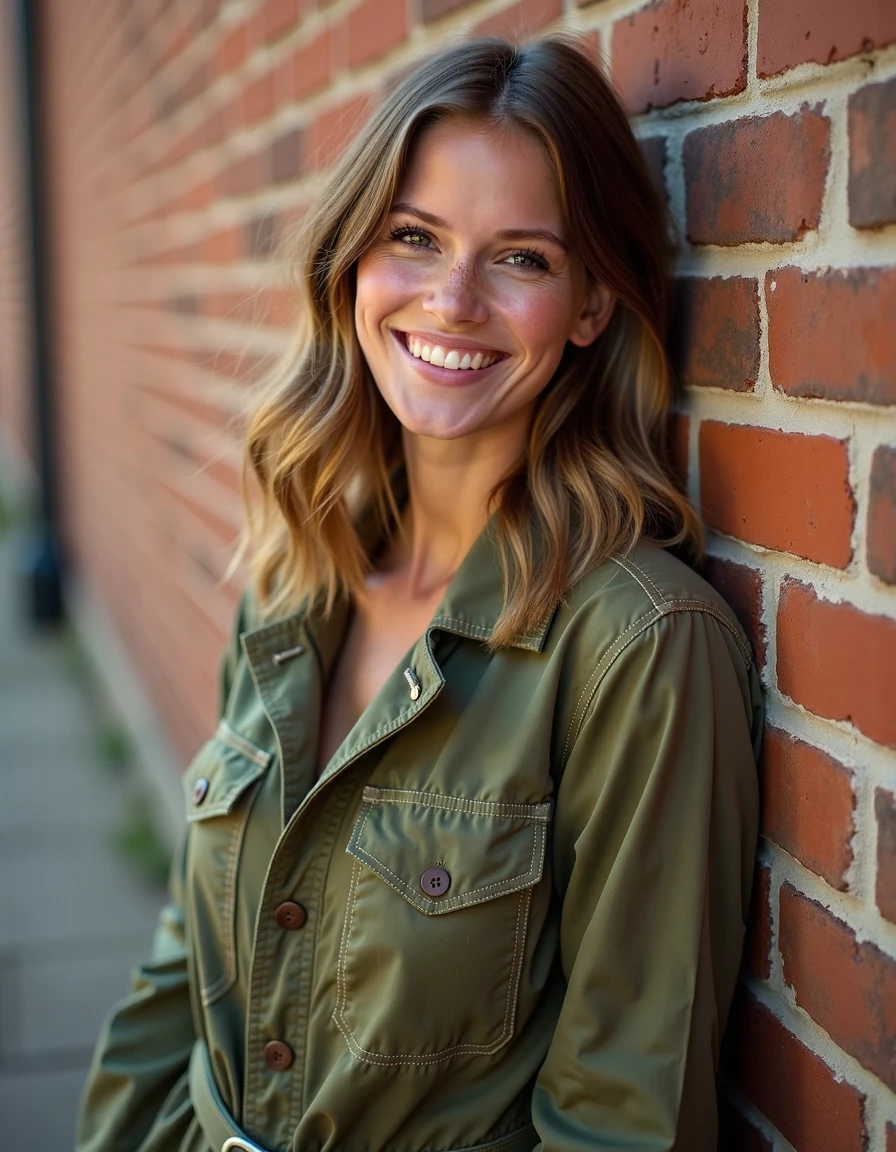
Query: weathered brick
202,226,245,263
216,23,248,77
777,580,896,749
288,29,332,100
717,1096,773,1152
767,266,896,406
868,446,896,585
269,127,306,184
684,108,829,245
671,277,759,391
612,0,747,114
779,882,896,1092
757,0,896,77
638,136,668,205
472,0,563,41
761,727,854,888
422,0,478,24
218,153,264,198
309,95,374,168
723,989,867,1151
700,424,854,568
347,0,407,67
246,212,281,258
849,78,896,229
703,556,765,669
876,789,896,925
261,0,299,42
243,71,276,125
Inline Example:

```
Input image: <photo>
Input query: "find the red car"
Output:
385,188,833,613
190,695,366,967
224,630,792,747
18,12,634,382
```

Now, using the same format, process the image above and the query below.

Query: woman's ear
568,280,615,348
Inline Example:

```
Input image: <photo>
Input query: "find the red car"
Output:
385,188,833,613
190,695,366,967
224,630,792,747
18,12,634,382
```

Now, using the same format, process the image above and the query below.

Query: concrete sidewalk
0,534,167,1151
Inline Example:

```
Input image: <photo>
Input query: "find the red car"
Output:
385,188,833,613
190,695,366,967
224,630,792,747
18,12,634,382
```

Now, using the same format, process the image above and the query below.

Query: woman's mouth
399,331,504,372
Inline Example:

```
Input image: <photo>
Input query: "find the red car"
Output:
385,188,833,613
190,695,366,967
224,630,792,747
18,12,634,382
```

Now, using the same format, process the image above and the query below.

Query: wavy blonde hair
242,35,702,647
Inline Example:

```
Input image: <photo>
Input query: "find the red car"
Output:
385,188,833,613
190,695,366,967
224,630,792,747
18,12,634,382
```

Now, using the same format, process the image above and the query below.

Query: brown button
421,866,450,897
263,1040,294,1070
275,901,307,931
192,777,209,806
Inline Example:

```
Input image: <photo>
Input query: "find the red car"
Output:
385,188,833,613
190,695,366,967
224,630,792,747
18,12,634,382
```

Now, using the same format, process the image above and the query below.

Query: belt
189,1038,538,1152
189,1039,270,1152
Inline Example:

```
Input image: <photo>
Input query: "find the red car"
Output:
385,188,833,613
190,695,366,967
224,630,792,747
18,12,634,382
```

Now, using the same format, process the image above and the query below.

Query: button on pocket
183,720,273,1006
334,786,551,1065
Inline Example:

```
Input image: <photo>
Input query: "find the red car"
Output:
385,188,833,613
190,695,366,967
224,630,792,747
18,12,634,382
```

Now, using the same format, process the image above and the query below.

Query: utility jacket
76,528,762,1152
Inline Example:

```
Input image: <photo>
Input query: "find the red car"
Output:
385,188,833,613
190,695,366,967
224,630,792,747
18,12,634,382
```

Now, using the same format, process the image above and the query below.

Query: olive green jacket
76,529,762,1152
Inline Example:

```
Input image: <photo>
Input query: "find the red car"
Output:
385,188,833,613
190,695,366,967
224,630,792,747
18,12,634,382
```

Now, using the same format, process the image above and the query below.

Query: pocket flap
347,785,551,915
183,720,273,822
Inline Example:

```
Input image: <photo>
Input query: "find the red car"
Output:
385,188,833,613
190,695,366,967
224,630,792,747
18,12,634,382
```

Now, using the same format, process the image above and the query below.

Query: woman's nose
422,261,489,325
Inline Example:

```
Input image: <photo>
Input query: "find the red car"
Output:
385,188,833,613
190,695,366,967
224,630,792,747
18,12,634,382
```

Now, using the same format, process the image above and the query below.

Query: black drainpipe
18,0,64,623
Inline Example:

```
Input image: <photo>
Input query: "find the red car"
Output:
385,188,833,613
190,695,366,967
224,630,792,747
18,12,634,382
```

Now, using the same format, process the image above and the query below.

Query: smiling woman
77,36,763,1152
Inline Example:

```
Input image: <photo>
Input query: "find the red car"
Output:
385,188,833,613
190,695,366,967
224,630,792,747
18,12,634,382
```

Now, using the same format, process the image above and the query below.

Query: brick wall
0,1,894,1147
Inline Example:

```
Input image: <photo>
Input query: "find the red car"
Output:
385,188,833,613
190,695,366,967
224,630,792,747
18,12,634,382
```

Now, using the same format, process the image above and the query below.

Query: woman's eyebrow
389,202,568,253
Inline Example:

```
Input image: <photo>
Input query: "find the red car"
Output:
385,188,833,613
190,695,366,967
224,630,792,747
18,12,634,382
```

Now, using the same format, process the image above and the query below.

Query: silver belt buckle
222,1139,269,1152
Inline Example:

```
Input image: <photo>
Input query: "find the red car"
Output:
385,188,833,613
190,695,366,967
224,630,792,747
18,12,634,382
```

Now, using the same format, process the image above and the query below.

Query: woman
77,35,762,1152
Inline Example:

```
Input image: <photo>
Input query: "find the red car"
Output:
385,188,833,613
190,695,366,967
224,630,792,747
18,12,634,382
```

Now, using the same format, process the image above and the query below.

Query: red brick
703,556,766,669
777,581,896,748
767,266,896,406
758,0,896,78
347,0,407,67
288,30,332,101
262,0,299,43
216,23,248,77
849,78,896,229
672,277,759,392
309,95,374,168
243,72,276,125
723,989,867,1151
699,424,854,567
612,0,747,114
639,136,668,205
684,107,829,245
779,882,896,1091
877,789,896,924
868,446,896,585
218,153,264,198
269,127,306,183
717,1096,773,1152
472,0,563,40
202,226,245,263
422,0,477,24
889,1121,896,1152
761,727,854,888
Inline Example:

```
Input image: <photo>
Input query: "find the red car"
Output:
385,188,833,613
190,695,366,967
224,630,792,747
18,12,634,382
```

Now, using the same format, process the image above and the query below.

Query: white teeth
403,333,499,370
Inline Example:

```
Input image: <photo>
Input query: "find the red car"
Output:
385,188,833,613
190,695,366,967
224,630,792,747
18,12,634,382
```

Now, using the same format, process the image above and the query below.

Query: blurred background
0,1,894,1149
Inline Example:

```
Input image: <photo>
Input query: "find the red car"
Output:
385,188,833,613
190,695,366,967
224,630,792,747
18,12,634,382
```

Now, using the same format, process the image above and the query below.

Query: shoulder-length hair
242,35,702,646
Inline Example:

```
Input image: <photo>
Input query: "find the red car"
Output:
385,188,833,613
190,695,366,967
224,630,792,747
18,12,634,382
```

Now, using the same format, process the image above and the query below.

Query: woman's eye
504,249,550,271
389,226,433,248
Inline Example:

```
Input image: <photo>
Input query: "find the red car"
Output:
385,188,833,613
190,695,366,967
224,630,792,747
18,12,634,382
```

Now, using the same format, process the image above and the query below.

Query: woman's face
354,116,613,447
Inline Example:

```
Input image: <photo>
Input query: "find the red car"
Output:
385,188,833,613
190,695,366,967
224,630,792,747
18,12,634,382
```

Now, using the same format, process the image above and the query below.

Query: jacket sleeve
532,608,762,1152
75,594,249,1151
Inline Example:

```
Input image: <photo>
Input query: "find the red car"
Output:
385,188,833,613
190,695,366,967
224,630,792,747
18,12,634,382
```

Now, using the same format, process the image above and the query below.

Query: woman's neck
378,422,527,599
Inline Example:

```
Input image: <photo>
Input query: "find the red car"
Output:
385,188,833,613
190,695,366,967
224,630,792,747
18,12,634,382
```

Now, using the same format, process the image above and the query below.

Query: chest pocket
334,785,551,1065
183,719,272,1006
